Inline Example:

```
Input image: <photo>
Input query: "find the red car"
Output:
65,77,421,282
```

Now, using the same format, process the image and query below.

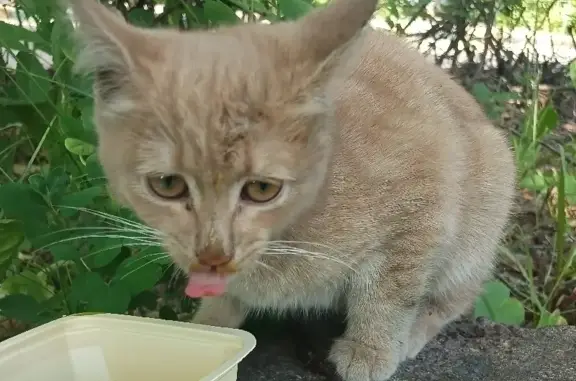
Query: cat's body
69,0,516,380
194,28,516,373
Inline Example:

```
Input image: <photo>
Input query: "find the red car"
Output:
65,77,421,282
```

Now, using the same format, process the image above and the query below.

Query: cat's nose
195,245,233,267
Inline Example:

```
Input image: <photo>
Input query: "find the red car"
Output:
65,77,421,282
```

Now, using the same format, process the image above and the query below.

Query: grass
0,0,575,341
490,65,576,326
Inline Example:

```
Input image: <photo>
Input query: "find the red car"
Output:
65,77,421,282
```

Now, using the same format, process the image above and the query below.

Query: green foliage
469,55,576,327
471,82,520,120
570,60,576,88
474,281,525,325
380,0,576,33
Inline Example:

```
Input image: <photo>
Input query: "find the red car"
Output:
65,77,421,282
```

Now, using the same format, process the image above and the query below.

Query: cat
68,0,516,380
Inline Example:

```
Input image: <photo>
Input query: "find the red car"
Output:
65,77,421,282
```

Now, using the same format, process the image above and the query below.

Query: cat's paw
328,338,399,381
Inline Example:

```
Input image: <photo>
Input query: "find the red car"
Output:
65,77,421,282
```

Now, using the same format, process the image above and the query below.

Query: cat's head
69,0,376,297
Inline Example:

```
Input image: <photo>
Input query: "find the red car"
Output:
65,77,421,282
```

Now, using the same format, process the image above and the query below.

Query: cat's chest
230,261,346,312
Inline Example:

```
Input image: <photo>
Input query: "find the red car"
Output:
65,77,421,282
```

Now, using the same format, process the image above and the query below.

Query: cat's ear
288,0,377,87
297,0,377,61
67,0,157,103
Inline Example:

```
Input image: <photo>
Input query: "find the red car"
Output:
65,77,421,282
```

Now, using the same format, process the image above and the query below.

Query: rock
237,314,576,381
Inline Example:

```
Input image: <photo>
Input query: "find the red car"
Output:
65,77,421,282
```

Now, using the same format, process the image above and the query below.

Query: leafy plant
474,281,526,325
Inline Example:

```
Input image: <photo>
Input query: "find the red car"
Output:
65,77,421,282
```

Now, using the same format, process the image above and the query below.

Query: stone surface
237,314,576,381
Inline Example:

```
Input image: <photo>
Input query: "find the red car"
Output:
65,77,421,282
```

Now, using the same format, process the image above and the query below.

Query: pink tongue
185,273,228,298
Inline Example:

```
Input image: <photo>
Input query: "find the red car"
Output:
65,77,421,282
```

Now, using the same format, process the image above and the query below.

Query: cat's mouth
185,272,230,298
185,262,236,298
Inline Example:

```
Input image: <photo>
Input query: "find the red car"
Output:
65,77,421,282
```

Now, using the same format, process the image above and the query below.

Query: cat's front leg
191,294,247,328
328,265,423,381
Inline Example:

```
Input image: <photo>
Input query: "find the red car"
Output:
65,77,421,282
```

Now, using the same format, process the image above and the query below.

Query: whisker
81,242,162,260
263,248,359,274
34,226,161,240
267,240,351,257
34,234,161,254
255,259,282,276
59,206,158,234
234,241,270,268
119,252,169,280
169,266,185,289
129,251,170,266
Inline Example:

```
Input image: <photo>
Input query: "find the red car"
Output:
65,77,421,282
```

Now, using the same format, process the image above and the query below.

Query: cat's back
338,28,496,135
334,27,514,185
320,27,515,250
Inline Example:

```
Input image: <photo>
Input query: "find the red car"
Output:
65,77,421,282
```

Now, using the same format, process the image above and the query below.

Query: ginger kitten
68,0,516,380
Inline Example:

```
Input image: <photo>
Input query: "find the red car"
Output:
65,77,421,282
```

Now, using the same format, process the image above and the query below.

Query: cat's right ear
66,0,157,104
277,0,378,98
295,0,378,63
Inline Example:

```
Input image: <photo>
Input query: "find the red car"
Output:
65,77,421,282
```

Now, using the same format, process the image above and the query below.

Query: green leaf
474,281,525,325
89,283,131,314
85,238,124,269
128,8,156,27
59,114,95,146
518,171,552,192
537,309,568,327
58,186,105,216
50,242,81,262
85,154,105,182
129,290,158,310
389,3,399,19
564,175,576,205
0,51,52,105
0,21,46,50
228,0,270,14
203,0,240,25
15,0,54,21
0,270,54,302
0,106,21,128
277,0,313,19
64,138,96,157
27,174,45,191
81,104,96,132
0,182,51,239
111,255,165,296
535,105,558,139
68,272,130,314
569,60,576,88
0,219,25,266
471,82,492,103
68,74,94,98
0,293,44,323
44,166,70,201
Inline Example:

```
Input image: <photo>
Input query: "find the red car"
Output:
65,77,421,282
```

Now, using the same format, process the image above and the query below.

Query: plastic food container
0,313,257,381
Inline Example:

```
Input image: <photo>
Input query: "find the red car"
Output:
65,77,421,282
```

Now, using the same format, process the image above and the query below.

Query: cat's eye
147,174,189,200
241,180,283,203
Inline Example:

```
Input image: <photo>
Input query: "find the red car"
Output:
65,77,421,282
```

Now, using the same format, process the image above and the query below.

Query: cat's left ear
66,0,160,104
288,0,378,86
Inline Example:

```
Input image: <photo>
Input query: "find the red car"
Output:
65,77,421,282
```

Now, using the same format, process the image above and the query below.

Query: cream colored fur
68,0,516,380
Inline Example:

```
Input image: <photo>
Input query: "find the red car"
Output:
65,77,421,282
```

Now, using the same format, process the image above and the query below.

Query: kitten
68,0,516,380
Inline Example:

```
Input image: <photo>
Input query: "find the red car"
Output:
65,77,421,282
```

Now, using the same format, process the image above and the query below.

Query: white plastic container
0,313,256,381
